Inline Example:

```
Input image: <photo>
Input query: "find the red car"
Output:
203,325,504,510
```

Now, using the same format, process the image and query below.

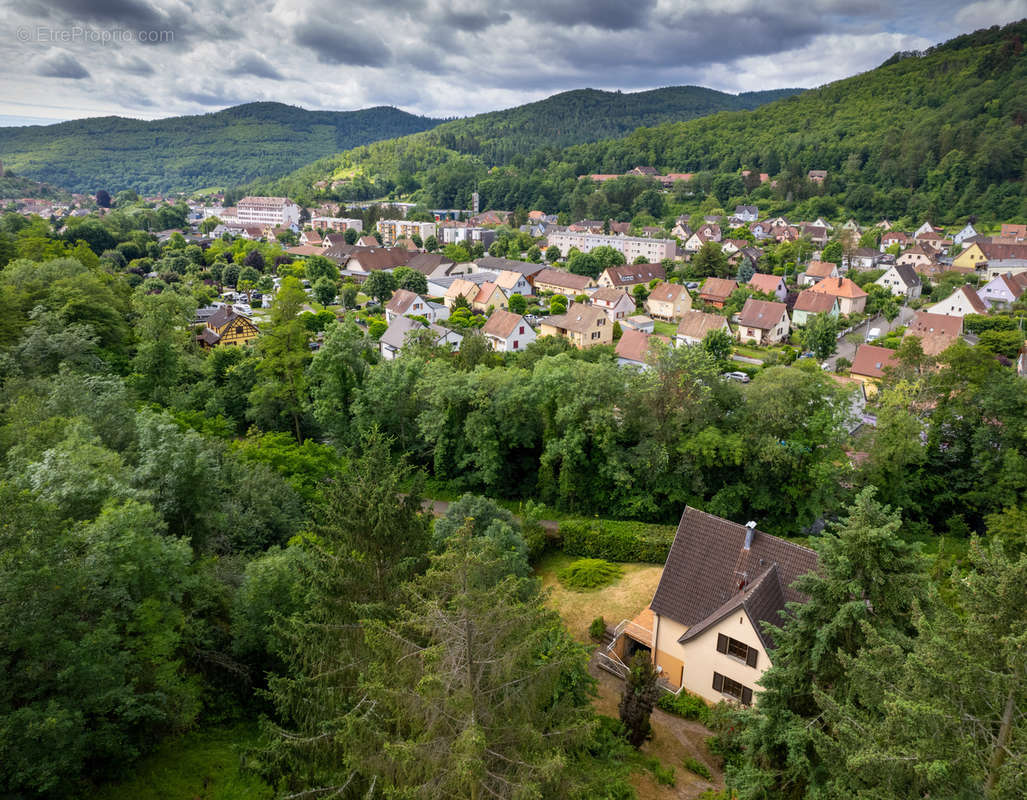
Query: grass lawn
535,551,664,643
94,722,272,800
651,320,678,338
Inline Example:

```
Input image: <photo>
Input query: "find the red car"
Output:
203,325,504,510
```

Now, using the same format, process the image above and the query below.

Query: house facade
482,310,536,352
699,278,738,308
875,264,922,300
645,282,693,320
747,273,787,302
808,277,868,316
197,306,260,348
791,289,839,326
591,288,637,321
736,298,790,345
675,310,731,346
928,285,987,318
539,302,612,348
598,264,667,290
533,268,596,297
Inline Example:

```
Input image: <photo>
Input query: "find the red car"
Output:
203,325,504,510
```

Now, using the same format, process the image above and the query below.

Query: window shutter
746,647,758,668
712,672,724,693
741,686,753,706
717,634,728,654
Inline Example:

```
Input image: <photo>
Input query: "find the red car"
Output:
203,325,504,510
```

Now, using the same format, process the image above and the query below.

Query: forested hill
0,102,443,195
250,86,801,203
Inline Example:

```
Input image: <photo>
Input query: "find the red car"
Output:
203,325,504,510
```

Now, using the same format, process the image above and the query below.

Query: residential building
378,317,462,360
385,289,449,324
624,507,819,702
197,306,260,348
598,264,667,290
376,218,437,246
615,328,669,369
800,223,829,246
427,271,498,298
736,299,790,345
675,311,731,346
808,277,868,316
875,264,922,300
699,278,738,308
733,205,758,223
470,281,509,313
747,273,787,302
928,285,987,318
791,289,839,326
236,196,300,227
952,223,979,244
645,282,693,320
953,242,1027,275
494,269,534,297
896,245,938,268
311,216,363,233
800,260,839,286
850,344,900,397
979,272,1027,308
405,253,460,279
621,315,655,333
346,247,410,273
533,268,596,297
539,302,613,348
846,247,881,270
807,169,827,183
880,231,909,251
546,230,677,262
591,288,637,321
475,257,547,285
903,311,963,356
444,278,481,308
482,310,535,352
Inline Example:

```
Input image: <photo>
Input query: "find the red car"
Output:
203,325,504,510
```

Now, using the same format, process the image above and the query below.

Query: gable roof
903,311,962,356
348,247,410,271
808,276,868,299
647,282,686,303
534,267,594,291
699,277,738,300
793,288,838,313
615,328,668,363
445,278,479,299
974,242,1027,261
889,263,921,287
379,315,424,350
650,507,819,650
543,301,606,333
472,281,501,305
748,272,783,295
603,264,666,286
494,270,527,290
476,256,547,277
405,252,454,275
804,260,837,278
851,343,900,379
385,288,419,315
737,298,788,329
482,309,527,339
942,284,987,314
676,310,728,340
591,287,633,305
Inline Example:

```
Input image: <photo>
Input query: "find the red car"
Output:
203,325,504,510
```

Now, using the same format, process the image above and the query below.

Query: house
800,260,840,286
875,264,922,300
1000,223,1027,242
720,239,748,255
533,268,596,297
405,252,460,279
683,223,723,252
671,219,693,239
356,235,379,247
470,281,509,313
379,316,462,360
749,221,772,240
903,311,962,356
299,230,323,246
880,231,909,251
197,306,260,348
914,221,941,239
675,311,731,346
598,264,667,290
799,223,829,246
733,205,758,223
807,170,827,183
385,289,448,324
979,272,1027,308
928,285,987,318
808,277,868,316
847,247,881,271
444,278,481,308
736,298,790,345
475,257,547,284
747,273,787,302
645,282,693,321
615,328,669,369
616,507,819,703
494,269,533,298
896,245,938,268
539,302,613,349
850,344,900,397
591,288,637,321
346,247,410,273
482,310,536,352
952,223,979,245
952,242,1027,275
621,315,655,333
699,278,738,308
791,289,840,326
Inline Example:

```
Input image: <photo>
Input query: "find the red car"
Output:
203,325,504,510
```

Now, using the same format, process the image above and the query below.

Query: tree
545,245,561,263
443,243,471,263
303,254,338,284
567,250,600,278
339,281,359,309
800,313,839,359
526,244,541,263
344,227,359,245
632,283,649,306
95,189,111,207
507,293,527,314
424,234,438,252
393,266,428,295
821,240,843,265
549,294,568,314
362,270,397,303
702,327,733,362
312,275,337,306
692,241,729,277
130,289,197,404
619,652,661,748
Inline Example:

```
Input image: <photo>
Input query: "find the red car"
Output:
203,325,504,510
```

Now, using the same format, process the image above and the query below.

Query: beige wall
677,613,769,704
651,614,688,689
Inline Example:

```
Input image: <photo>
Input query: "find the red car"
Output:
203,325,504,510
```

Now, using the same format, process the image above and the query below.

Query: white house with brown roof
928,285,987,318
747,273,787,302
494,269,533,297
481,310,535,352
533,268,596,297
603,508,818,705
591,288,637,321
791,289,839,327
645,282,693,320
978,272,1027,308
615,328,669,369
675,310,731,346
799,260,840,286
385,289,449,324
875,264,922,300
598,264,666,290
736,299,790,345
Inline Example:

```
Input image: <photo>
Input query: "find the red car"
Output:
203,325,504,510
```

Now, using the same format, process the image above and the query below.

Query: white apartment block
547,231,677,262
376,219,438,245
311,216,363,233
236,196,300,227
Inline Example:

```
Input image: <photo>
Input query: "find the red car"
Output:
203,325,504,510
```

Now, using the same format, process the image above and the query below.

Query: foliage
589,615,607,642
619,652,661,748
656,691,711,725
560,519,676,562
799,312,839,359
557,557,624,591
683,757,713,781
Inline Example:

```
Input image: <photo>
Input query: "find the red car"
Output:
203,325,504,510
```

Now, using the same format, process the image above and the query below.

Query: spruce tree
619,652,661,748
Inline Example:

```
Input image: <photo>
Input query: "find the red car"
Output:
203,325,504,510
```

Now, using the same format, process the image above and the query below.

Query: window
713,672,753,705
236,325,244,335
513,340,519,349
717,633,758,667
519,326,525,334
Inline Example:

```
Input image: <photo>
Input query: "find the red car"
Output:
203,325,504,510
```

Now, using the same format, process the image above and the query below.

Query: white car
867,327,882,342
722,371,751,383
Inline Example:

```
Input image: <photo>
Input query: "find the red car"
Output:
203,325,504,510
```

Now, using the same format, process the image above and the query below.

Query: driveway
828,305,914,368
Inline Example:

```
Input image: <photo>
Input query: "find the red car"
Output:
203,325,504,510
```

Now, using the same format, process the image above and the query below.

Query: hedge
657,690,711,725
559,519,676,563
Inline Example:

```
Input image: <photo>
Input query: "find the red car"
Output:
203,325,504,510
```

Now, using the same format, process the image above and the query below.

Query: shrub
557,558,623,591
589,616,607,642
657,690,711,725
683,757,712,781
560,519,676,563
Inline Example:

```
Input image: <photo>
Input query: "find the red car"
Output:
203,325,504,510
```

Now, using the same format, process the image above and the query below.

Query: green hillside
0,102,442,195
251,86,800,204
270,20,1027,225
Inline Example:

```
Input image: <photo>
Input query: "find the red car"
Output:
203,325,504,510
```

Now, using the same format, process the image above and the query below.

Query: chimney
744,521,756,550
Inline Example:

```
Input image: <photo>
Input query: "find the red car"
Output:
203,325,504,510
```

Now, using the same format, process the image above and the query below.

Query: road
827,305,914,368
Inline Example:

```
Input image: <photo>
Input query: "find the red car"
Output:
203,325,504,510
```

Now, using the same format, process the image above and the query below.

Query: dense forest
0,103,442,194
1,197,1026,798
270,20,1027,225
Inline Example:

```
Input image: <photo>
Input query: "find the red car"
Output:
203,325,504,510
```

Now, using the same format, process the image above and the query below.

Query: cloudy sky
0,0,1025,125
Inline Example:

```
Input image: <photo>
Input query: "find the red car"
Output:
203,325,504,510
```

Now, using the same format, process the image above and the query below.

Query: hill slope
253,86,801,204
0,102,443,195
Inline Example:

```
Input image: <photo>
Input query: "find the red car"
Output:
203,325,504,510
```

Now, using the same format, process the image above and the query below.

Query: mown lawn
651,320,678,338
94,722,272,800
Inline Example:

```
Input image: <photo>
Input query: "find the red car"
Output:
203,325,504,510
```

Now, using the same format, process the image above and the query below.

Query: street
828,305,915,368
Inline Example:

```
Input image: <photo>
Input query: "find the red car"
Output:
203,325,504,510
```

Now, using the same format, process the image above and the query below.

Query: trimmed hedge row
559,519,676,563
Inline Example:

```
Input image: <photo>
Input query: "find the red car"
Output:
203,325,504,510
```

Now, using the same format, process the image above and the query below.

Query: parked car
722,370,751,383
867,327,882,342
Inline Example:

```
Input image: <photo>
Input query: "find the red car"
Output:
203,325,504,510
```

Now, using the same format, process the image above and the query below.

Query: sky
0,0,1025,125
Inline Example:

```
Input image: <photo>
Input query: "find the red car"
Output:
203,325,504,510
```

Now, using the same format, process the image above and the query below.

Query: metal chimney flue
744,521,756,549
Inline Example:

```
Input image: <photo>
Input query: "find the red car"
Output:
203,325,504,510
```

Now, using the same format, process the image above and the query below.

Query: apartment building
546,230,677,262
236,196,300,227
376,219,437,246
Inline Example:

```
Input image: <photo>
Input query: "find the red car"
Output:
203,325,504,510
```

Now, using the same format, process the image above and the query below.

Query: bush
560,519,676,563
683,757,712,781
657,690,711,724
589,616,607,642
557,558,623,591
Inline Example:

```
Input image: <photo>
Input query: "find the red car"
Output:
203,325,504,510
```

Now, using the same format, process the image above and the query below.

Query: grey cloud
181,89,243,106
440,9,511,32
228,54,284,80
115,55,155,75
29,0,169,28
36,52,90,79
520,0,657,31
293,20,392,66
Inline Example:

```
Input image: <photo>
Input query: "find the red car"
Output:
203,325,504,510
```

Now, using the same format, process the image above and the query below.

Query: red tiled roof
851,344,899,378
